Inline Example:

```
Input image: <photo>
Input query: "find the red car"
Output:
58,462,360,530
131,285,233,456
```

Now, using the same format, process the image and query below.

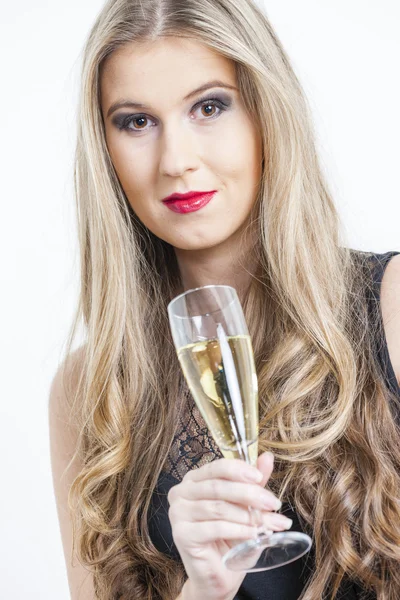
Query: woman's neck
174,231,259,304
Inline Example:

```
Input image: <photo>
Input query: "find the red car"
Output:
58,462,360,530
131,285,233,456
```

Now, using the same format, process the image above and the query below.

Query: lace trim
164,389,222,482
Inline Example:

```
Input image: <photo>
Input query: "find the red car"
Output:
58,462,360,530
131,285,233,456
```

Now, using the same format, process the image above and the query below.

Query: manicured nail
261,493,282,510
272,515,293,529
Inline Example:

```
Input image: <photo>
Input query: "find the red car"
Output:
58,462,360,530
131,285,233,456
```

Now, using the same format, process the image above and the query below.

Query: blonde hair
63,0,400,598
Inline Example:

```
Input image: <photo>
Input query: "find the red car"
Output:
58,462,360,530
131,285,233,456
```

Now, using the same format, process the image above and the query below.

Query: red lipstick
162,191,217,214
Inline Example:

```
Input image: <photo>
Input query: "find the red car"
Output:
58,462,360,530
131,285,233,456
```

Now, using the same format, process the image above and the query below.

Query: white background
0,1,399,598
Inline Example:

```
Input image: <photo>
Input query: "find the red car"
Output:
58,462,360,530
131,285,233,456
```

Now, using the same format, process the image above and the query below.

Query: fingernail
262,495,282,510
272,515,293,529
244,469,263,483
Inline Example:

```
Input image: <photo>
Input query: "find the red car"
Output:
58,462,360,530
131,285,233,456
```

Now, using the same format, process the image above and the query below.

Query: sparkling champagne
177,332,259,465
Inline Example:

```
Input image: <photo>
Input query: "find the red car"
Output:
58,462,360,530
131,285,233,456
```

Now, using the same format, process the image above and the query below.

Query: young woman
49,1,400,599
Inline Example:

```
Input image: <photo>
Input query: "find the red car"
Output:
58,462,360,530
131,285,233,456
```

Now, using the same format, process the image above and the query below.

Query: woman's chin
170,236,230,253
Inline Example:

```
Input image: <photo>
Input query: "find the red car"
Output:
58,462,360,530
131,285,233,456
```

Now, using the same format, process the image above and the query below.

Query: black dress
148,250,400,600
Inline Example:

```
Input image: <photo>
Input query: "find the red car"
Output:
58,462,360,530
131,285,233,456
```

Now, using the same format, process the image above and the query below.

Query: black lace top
148,250,400,600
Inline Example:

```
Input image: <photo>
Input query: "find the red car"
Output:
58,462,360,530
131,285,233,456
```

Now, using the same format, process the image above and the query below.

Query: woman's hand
168,451,293,600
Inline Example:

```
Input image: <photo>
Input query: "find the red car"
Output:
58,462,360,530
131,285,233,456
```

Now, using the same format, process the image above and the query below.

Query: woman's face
100,37,263,252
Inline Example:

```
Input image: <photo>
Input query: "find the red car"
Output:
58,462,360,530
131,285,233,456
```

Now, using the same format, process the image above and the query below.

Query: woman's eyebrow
106,80,238,118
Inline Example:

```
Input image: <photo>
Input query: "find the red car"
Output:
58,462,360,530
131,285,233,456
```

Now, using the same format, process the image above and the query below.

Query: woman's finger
256,451,275,488
184,457,263,484
169,478,282,511
174,520,259,546
169,497,293,530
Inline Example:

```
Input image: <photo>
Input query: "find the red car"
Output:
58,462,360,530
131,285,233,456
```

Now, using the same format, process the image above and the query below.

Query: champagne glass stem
250,508,266,534
217,328,266,538
235,441,266,535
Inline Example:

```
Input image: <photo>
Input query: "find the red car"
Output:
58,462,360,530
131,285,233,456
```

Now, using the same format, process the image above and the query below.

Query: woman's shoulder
380,253,400,388
347,248,400,300
48,344,87,418
347,249,400,394
348,248,400,278
48,344,96,598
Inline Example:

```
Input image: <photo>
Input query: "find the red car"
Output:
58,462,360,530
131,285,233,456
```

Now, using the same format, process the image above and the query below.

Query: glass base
222,531,312,572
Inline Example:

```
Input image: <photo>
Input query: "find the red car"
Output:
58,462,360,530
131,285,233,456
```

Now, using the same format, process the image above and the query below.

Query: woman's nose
158,125,199,177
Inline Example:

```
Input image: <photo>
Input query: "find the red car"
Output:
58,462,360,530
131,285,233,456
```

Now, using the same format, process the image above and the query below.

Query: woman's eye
123,115,154,132
193,99,224,120
115,96,230,133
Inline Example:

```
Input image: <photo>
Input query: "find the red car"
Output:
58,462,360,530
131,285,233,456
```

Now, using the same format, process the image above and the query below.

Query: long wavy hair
62,0,400,598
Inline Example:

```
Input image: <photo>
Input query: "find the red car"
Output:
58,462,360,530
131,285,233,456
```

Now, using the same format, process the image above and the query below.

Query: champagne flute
168,284,312,572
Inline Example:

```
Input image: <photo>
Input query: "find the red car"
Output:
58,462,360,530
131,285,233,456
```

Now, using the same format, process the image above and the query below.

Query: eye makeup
111,91,233,133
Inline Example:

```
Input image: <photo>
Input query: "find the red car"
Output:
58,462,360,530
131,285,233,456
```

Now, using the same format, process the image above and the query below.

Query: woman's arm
380,254,400,386
49,346,97,600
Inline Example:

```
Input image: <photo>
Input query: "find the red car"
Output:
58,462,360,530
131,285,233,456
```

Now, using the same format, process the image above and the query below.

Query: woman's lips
163,191,216,214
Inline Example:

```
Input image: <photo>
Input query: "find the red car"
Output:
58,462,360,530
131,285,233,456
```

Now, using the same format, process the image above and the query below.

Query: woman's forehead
100,37,237,106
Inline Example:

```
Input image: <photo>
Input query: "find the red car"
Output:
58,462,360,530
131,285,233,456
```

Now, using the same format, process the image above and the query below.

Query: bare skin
101,36,263,302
